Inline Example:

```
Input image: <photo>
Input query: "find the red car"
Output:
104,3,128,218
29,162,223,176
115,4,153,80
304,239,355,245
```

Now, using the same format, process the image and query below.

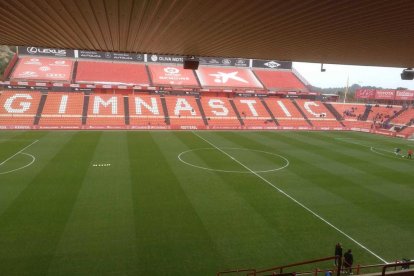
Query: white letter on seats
240,99,258,116
5,94,32,113
135,97,159,115
93,96,117,114
58,95,68,114
209,99,229,116
304,101,320,117
277,100,291,117
175,98,196,115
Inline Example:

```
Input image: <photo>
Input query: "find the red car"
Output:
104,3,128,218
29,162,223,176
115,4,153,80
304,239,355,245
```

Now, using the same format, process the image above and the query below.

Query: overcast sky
293,62,414,90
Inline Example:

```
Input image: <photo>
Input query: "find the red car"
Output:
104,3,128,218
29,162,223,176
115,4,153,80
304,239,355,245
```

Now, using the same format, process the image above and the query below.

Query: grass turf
0,130,413,275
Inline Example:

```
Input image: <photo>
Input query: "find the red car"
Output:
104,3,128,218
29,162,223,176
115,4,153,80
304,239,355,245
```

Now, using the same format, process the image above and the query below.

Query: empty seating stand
232,97,276,129
86,94,126,129
38,92,84,129
0,89,410,136
76,61,150,86
164,95,205,129
295,99,343,129
264,98,310,129
0,91,42,129
253,70,308,91
201,97,241,129
128,94,168,129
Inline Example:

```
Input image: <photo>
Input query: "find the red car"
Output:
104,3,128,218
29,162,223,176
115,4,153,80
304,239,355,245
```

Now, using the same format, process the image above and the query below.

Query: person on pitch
343,249,354,275
407,149,413,159
334,243,343,266
395,148,401,156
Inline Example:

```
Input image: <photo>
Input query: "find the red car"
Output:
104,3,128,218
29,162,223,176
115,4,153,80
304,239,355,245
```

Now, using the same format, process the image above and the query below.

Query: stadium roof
1,0,414,68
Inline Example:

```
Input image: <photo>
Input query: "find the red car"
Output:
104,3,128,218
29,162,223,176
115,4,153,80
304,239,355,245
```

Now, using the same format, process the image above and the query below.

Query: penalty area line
0,140,39,167
193,132,388,264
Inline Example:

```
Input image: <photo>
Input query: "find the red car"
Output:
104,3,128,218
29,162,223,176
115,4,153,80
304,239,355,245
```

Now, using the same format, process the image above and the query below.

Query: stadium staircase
361,105,372,121
323,102,346,127
229,99,245,126
81,94,90,125
291,99,313,126
260,98,279,126
71,60,78,83
160,95,170,125
124,96,130,125
33,93,48,125
196,96,209,126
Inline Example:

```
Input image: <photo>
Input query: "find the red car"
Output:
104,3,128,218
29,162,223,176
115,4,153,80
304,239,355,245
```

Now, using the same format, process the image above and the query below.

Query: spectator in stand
344,249,354,275
334,243,343,266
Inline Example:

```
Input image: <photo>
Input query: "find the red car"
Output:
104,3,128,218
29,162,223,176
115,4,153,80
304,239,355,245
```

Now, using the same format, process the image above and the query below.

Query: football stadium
0,1,413,275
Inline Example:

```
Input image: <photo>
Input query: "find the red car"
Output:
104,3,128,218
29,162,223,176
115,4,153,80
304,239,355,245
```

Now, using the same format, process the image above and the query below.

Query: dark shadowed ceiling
1,0,414,67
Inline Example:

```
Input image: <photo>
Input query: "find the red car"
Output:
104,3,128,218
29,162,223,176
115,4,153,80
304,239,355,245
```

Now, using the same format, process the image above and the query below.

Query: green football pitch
0,130,413,275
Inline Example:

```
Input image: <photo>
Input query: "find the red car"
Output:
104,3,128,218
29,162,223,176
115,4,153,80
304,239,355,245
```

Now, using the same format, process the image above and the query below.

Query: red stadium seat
0,91,41,129
86,94,126,128
164,95,205,129
253,70,308,91
76,61,149,86
128,94,168,129
201,96,241,129
39,92,83,128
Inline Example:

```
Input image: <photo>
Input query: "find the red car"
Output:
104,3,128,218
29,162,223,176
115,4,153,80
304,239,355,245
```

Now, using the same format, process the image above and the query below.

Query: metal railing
382,260,414,275
217,258,413,276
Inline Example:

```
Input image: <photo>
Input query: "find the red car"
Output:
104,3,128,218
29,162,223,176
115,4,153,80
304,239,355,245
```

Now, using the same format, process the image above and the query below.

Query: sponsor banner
355,89,376,99
147,54,250,67
4,85,31,90
0,125,33,130
147,54,185,64
199,57,250,67
18,46,75,58
72,87,94,92
208,126,242,130
251,59,292,69
30,86,50,91
38,126,82,130
77,50,144,62
129,125,169,130
395,90,414,101
236,93,255,97
375,89,395,100
11,57,74,82
148,64,199,87
196,67,263,89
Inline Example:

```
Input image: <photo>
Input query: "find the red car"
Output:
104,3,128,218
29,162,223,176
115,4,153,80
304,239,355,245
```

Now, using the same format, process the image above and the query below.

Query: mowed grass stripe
127,132,221,275
188,132,372,266
0,131,101,275
167,132,301,269
201,131,390,263
226,131,413,261
0,132,77,216
0,131,48,163
48,132,138,275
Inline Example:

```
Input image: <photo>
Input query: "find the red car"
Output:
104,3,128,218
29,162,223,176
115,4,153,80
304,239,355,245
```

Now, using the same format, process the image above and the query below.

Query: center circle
178,147,289,173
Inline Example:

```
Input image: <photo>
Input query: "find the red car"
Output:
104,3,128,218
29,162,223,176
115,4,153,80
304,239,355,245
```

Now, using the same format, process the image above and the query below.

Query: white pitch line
193,132,388,264
0,140,39,167
0,153,36,175
336,138,410,161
